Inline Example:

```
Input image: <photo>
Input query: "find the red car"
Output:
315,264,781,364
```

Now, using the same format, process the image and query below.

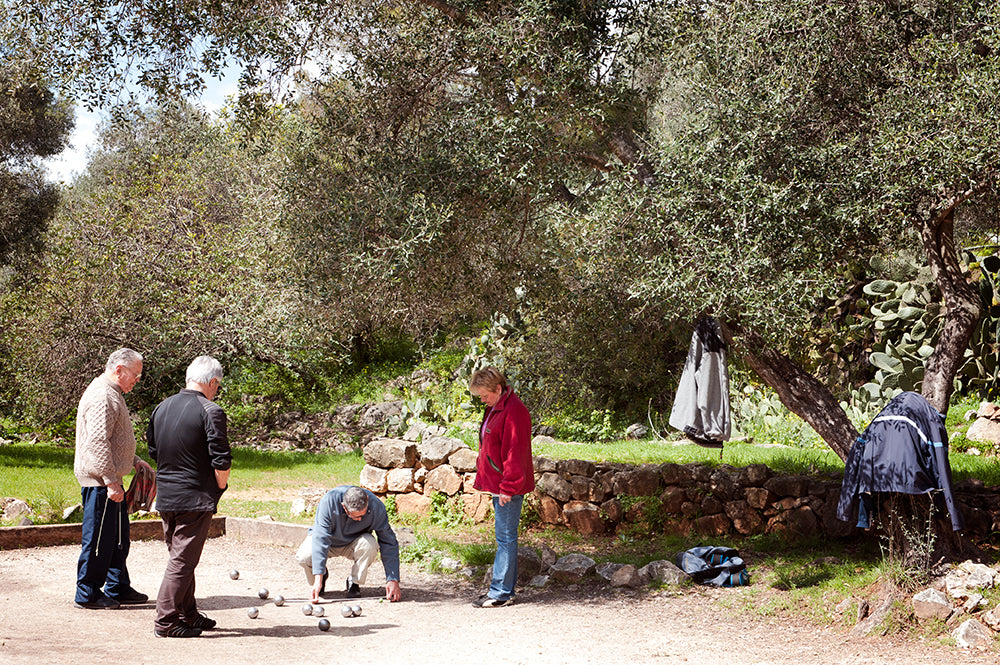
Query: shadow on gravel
200,623,400,638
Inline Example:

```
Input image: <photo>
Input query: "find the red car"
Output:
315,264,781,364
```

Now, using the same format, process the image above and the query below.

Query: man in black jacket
148,355,232,638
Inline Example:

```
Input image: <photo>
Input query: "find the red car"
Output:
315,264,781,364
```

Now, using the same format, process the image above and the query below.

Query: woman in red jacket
469,366,534,607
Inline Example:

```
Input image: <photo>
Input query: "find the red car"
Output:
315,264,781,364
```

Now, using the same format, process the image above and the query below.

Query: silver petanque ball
247,606,259,619
273,595,285,607
351,604,362,617
258,588,269,600
229,569,240,580
318,618,331,631
312,604,325,617
340,605,353,618
301,603,313,616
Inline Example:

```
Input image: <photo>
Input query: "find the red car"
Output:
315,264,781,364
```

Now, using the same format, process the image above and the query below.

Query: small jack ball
258,588,269,600
247,606,259,619
273,595,285,607
301,603,313,616
312,605,325,617
318,618,331,631
229,570,240,580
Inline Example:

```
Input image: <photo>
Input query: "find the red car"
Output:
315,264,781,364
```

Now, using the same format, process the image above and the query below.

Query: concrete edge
0,516,228,550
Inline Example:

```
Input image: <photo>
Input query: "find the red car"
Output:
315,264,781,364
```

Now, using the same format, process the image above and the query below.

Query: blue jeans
488,494,524,602
76,486,132,603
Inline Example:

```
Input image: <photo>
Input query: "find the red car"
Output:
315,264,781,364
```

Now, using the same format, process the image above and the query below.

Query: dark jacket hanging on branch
836,391,964,531
669,317,732,448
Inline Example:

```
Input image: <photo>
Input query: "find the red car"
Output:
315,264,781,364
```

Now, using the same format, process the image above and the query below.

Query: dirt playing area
0,536,987,665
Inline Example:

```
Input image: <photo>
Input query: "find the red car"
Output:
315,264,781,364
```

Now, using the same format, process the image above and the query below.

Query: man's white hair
105,348,143,373
186,355,223,385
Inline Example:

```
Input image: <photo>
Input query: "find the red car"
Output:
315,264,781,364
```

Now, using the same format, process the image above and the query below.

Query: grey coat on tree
669,318,732,447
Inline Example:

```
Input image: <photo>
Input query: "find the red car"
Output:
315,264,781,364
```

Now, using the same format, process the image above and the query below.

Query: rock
963,593,986,613
625,423,648,439
425,464,463,495
763,475,810,498
851,593,902,636
18,516,33,526
693,513,731,536
834,597,853,615
744,487,774,510
600,498,623,524
708,469,737,501
982,603,1000,630
549,554,597,582
386,468,415,493
740,464,772,486
559,459,597,477
612,466,661,496
540,544,559,569
358,401,404,429
700,495,724,516
517,547,542,583
912,588,953,621
596,562,625,581
528,574,550,588
959,561,996,589
463,492,492,522
725,500,765,535
531,435,558,447
570,476,591,501
448,447,479,473
976,402,1000,419
952,619,994,648
785,506,820,537
359,465,389,493
639,560,688,586
62,503,83,520
533,455,558,472
538,495,563,524
2,499,32,522
363,438,418,468
537,472,573,503
966,417,1000,444
419,436,465,470
395,493,432,517
439,557,462,571
402,421,428,441
661,487,686,514
610,564,645,588
563,501,605,535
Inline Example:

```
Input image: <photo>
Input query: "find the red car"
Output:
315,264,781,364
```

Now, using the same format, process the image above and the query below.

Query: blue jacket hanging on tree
669,318,731,448
836,391,964,531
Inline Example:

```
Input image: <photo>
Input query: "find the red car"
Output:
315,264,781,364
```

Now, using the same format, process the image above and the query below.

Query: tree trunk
718,320,858,461
918,203,986,414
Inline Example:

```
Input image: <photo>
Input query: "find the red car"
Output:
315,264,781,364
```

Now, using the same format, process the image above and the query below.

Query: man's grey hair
186,355,224,385
105,348,143,373
343,486,369,513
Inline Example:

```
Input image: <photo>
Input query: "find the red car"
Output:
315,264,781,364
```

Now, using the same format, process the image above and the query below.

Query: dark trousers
156,510,214,630
76,486,131,603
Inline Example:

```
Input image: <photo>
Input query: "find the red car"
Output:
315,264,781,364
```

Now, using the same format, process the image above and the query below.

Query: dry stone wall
359,435,1000,540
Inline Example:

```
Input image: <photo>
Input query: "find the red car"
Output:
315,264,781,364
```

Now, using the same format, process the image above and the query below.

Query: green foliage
428,492,469,530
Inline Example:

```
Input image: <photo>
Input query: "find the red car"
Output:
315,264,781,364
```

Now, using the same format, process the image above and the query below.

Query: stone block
694,513,731,536
395,492,432,517
563,501,605,535
725,500,764,535
912,588,953,621
549,554,596,582
419,436,465,470
537,472,573,502
538,495,563,524
448,447,479,473
463,492,492,522
386,468,415,493
359,464,388,493
363,438,417,469
764,475,810,498
425,464,462,495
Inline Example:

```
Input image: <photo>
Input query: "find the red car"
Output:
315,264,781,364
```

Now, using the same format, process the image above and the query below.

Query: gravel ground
0,537,987,665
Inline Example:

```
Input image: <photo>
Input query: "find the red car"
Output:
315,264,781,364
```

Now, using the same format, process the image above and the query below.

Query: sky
43,71,242,184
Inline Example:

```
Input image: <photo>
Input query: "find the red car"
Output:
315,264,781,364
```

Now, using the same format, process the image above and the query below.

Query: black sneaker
74,597,120,610
184,612,217,630
472,594,513,608
346,579,361,598
111,588,149,605
154,624,202,638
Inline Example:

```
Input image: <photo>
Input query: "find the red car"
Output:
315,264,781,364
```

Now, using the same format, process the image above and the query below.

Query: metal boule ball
273,595,285,607
247,606,259,619
301,603,313,616
229,570,240,580
312,604,325,617
318,618,331,631
258,588,269,600
351,604,362,617
340,605,353,618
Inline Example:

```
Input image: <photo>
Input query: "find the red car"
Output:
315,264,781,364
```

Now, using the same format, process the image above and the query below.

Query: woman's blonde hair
469,366,507,392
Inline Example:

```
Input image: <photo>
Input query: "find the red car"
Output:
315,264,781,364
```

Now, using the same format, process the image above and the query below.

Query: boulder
537,472,573,503
661,487,686,515
744,487,774,510
462,492,493,522
613,466,661,496
533,455,558,472
709,469,737,501
358,401,403,428
952,619,994,649
563,501,605,535
540,544,558,569
425,464,463,495
363,438,418,469
386,468,415,493
740,464,772,486
625,423,649,439
596,562,625,581
395,492,432,517
694,513,731,536
358,465,388,493
570,475,591,501
528,575,551,588
419,436,465,470
639,560,688,586
764,475,810,498
912,588,953,621
538,495,563,524
549,554,596,582
966,417,1000,444
725,500,765,535
448,447,479,473
517,547,543,584
2,499,32,522
610,564,645,588
559,459,596,477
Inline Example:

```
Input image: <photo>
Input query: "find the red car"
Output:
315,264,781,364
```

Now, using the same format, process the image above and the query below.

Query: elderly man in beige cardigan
73,348,154,610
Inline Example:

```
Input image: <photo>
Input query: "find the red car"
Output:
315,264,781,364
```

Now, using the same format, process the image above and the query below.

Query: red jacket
473,389,535,496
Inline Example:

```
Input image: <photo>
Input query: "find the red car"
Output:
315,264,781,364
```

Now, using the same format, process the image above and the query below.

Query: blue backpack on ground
676,546,749,587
